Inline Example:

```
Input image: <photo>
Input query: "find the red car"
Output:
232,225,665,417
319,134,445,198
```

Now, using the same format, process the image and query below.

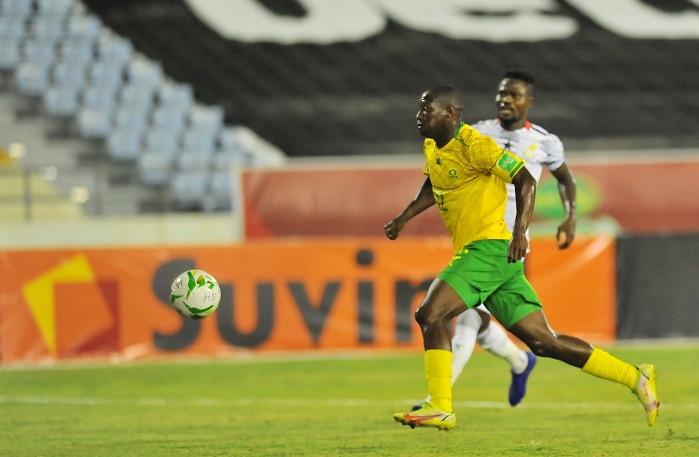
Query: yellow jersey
423,123,526,253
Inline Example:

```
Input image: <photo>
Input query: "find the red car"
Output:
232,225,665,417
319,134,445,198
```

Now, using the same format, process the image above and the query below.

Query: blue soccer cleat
508,351,537,406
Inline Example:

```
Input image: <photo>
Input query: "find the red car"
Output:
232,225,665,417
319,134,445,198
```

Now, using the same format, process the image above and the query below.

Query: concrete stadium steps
0,91,152,216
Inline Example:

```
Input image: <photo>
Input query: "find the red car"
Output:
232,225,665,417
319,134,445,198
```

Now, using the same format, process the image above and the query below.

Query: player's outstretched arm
551,163,577,249
510,167,536,262
384,177,435,240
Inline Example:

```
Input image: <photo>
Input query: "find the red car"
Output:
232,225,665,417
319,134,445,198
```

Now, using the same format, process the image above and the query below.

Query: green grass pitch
1,343,697,456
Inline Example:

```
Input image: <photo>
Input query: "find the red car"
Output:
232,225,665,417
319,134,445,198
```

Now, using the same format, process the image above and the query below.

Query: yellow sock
425,349,453,412
582,348,639,389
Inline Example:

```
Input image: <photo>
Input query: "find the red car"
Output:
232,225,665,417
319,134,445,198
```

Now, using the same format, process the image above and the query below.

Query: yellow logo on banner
22,254,95,354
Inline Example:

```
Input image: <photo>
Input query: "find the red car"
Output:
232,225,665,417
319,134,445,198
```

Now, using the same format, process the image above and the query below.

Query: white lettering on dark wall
567,0,699,39
184,0,386,44
184,0,699,44
375,0,578,42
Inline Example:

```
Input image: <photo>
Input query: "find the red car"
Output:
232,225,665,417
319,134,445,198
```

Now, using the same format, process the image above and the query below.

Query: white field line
0,395,696,411
3,339,699,372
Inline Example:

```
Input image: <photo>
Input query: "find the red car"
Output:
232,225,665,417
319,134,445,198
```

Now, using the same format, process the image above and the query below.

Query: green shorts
437,239,542,329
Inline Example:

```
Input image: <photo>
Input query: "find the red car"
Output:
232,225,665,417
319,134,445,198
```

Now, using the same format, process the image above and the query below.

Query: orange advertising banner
0,237,615,364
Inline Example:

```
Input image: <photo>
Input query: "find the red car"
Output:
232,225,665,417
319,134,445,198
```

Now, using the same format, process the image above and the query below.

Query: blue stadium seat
112,104,150,131
87,59,125,88
118,83,155,109
126,57,162,87
51,60,89,88
0,0,33,18
21,38,58,65
187,104,224,136
170,169,210,210
15,61,51,96
218,127,246,154
209,170,234,210
176,151,211,171
36,0,72,16
143,129,179,157
150,106,186,132
56,37,95,63
156,81,193,110
180,128,216,156
0,39,21,71
106,127,143,162
95,34,132,64
0,16,26,40
138,151,173,187
76,106,112,139
66,14,101,40
28,15,67,41
43,85,80,117
81,83,118,110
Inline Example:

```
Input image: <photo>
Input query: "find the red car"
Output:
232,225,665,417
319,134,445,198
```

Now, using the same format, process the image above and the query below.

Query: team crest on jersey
449,169,458,181
524,144,538,158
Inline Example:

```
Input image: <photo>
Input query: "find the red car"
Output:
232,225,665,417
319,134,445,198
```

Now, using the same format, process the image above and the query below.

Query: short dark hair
503,70,535,85
427,85,464,110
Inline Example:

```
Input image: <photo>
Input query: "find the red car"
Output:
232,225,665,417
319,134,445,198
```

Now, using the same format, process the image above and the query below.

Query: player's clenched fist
384,218,405,240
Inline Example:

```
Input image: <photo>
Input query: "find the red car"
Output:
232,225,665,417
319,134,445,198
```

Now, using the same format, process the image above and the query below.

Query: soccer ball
169,269,221,319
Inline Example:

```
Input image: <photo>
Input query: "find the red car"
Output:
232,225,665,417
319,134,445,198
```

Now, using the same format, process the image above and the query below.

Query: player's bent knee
415,304,450,327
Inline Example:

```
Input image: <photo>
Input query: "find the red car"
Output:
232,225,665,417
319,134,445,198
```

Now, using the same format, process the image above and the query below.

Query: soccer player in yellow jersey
385,85,658,431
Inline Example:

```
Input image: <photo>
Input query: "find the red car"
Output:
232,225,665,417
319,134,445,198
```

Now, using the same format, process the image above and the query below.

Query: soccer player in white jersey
417,71,578,409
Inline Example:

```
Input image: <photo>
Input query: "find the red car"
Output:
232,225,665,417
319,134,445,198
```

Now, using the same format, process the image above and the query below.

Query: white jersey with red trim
472,119,565,233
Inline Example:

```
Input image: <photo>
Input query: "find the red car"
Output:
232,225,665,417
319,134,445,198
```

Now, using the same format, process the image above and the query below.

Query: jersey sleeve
541,133,566,171
468,133,525,183
490,149,526,183
468,132,503,170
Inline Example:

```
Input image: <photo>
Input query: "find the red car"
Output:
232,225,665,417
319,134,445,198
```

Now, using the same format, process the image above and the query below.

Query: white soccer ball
169,269,221,319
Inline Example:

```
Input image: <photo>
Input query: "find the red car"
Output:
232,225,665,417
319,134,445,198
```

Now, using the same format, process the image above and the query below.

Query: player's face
495,78,532,126
416,93,449,138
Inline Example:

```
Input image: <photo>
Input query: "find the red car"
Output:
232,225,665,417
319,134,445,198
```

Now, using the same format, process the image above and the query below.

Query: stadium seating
0,0,285,215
